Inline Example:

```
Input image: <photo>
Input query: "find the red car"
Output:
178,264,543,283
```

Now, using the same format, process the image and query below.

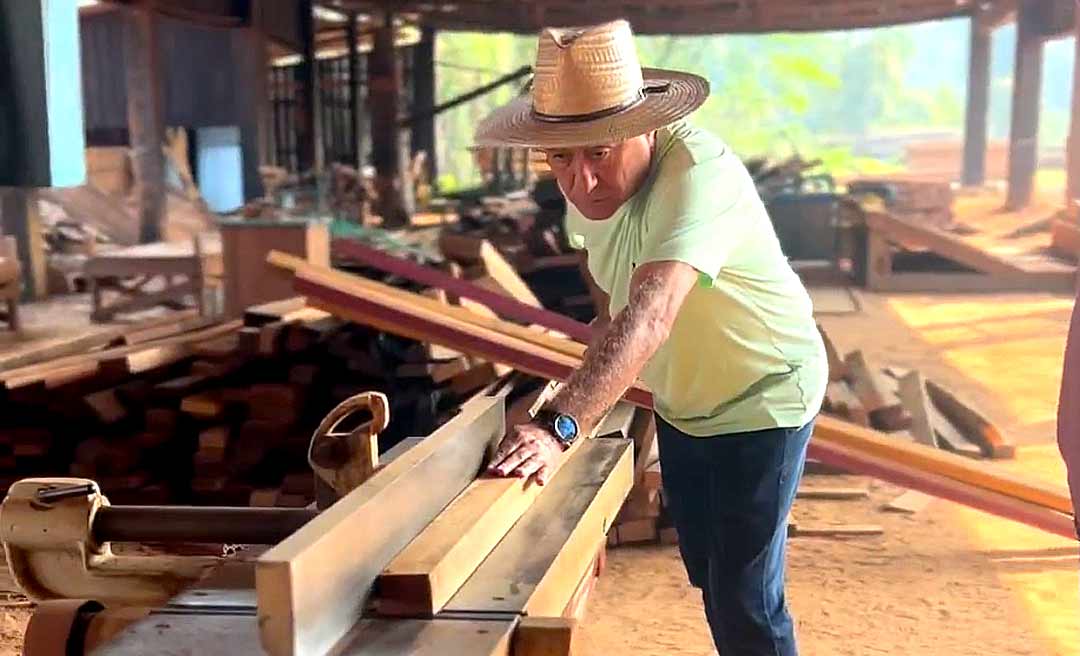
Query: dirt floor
579,288,1079,656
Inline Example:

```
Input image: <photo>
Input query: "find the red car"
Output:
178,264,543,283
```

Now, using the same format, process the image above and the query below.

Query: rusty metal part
1,478,220,605
308,391,389,501
93,506,317,545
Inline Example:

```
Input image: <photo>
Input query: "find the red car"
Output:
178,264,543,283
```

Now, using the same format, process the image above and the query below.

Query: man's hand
486,423,566,485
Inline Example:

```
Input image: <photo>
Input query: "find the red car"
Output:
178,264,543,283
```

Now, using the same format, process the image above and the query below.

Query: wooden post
234,27,268,201
0,188,46,299
412,27,437,189
346,12,363,170
962,15,992,187
295,0,320,175
370,14,413,228
124,4,166,243
1006,0,1046,210
1067,4,1080,209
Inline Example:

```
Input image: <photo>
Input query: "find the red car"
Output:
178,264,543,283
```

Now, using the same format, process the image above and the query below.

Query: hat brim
474,68,709,149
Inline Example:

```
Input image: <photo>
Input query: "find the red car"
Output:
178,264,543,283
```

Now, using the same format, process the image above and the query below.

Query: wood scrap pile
432,185,599,323
848,178,954,229
818,324,1015,460
0,297,504,507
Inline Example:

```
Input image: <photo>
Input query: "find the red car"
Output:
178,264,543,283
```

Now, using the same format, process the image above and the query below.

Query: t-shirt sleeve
639,156,752,283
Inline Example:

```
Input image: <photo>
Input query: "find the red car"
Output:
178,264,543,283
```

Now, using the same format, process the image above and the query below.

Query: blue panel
197,126,245,213
43,0,86,187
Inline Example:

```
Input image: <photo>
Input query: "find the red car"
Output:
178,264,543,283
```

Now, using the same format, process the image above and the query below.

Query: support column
234,27,267,201
124,4,166,243
347,12,363,169
370,15,413,227
1006,0,1046,210
962,16,992,187
412,27,437,190
1067,5,1080,210
295,0,320,175
0,189,46,299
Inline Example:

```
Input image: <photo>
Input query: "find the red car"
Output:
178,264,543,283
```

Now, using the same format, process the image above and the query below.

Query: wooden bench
0,236,21,330
84,234,223,322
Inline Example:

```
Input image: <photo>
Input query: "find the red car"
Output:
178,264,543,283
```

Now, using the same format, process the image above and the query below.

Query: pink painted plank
332,238,594,342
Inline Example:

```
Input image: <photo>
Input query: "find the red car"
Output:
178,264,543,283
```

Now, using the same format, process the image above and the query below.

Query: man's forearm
549,275,671,432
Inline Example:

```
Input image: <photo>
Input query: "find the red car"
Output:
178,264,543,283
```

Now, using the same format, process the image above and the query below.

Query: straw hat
475,20,709,149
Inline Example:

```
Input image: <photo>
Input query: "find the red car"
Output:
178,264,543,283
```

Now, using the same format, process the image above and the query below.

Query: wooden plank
335,618,515,655
472,240,542,308
895,371,938,448
514,617,577,656
1051,219,1080,260
818,324,847,381
814,415,1071,515
865,211,1023,276
844,351,910,431
444,438,632,616
927,401,984,459
256,394,506,656
865,270,1077,294
924,379,1016,459
331,239,591,341
789,524,884,538
379,403,622,617
795,487,869,501
822,380,870,427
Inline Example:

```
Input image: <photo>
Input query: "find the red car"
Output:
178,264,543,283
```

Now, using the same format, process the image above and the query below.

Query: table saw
2,390,636,656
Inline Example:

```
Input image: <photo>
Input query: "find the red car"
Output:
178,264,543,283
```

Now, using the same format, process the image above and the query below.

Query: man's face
542,133,655,220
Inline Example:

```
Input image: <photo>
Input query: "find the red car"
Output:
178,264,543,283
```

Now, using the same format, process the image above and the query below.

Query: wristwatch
533,409,580,449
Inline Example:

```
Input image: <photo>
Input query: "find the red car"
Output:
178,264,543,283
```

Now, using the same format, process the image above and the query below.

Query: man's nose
570,159,599,195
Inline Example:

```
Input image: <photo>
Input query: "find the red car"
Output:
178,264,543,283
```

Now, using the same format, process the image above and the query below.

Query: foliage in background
434,19,1075,191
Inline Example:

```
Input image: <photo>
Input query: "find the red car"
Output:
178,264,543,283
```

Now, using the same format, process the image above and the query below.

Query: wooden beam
411,26,437,186
1006,0,1046,210
0,188,46,299
378,402,629,616
256,394,506,656
895,371,938,448
332,239,591,340
814,415,1070,515
443,438,632,616
865,211,1025,276
962,15,992,187
124,4,166,243
295,0,319,174
369,14,412,227
334,618,515,655
346,12,363,169
924,379,1016,459
514,617,577,656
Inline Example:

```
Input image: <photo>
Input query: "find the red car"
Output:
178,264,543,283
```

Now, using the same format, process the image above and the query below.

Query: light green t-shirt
565,121,827,436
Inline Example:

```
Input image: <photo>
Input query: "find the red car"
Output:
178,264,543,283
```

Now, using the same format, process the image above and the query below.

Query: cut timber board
335,618,514,655
924,379,1015,459
256,394,506,656
379,404,633,617
814,415,1070,515
444,438,632,616
895,371,938,448
866,211,1026,276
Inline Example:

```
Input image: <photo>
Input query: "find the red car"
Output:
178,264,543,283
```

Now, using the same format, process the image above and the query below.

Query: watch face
554,414,579,441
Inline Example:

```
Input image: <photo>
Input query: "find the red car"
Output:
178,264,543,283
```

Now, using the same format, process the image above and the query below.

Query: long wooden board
443,438,633,616
331,239,591,341
256,394,506,656
378,404,633,617
866,211,1025,276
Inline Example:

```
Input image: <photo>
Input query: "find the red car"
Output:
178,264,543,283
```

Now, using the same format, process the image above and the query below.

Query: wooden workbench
84,235,223,322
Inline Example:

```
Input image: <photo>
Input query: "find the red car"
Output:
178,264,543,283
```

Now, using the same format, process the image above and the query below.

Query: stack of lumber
819,325,1015,460
0,297,499,506
267,251,1074,541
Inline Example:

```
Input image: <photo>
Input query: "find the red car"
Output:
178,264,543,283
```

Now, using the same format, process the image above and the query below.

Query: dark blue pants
656,416,813,656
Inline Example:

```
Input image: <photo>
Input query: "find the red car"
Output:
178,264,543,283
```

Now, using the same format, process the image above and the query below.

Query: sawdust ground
578,288,1079,656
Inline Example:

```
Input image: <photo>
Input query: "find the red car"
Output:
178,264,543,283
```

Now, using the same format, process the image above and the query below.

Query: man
478,20,826,656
